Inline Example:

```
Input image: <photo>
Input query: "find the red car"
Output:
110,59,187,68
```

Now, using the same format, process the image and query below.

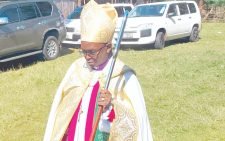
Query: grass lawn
0,23,225,141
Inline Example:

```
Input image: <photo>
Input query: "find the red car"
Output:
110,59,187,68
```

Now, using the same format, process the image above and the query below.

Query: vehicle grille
66,27,74,32
115,38,139,42
65,34,80,41
122,38,139,42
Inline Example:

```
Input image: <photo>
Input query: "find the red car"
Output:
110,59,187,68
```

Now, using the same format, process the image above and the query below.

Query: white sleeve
123,71,153,141
98,105,114,133
43,62,77,141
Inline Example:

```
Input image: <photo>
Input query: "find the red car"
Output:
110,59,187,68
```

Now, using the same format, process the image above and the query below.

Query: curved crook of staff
89,11,129,141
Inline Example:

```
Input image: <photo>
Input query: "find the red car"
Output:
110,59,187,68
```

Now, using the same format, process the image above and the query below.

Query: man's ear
106,43,112,53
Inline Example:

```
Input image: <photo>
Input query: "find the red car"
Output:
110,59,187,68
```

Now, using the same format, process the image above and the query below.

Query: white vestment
43,57,153,141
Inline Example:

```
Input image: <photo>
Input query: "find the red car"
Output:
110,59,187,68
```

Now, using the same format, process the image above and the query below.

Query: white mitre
80,0,118,43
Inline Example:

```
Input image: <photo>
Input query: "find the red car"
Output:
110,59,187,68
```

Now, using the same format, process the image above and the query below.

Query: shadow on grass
166,37,202,47
0,54,43,72
0,47,74,72
120,44,160,51
120,44,152,51
120,37,202,51
62,43,80,49
60,46,76,56
61,39,196,51
166,38,189,47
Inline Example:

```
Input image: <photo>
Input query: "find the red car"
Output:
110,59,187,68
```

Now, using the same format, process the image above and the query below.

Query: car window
34,3,41,17
0,4,19,23
36,2,52,16
178,3,189,15
19,3,37,20
67,7,82,19
115,7,124,17
188,3,197,13
129,4,166,17
124,6,132,12
167,4,178,16
67,5,132,19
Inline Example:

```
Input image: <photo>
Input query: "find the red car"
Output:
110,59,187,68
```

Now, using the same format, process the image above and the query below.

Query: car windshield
114,6,133,17
129,4,166,17
114,7,126,17
67,6,132,19
67,7,82,19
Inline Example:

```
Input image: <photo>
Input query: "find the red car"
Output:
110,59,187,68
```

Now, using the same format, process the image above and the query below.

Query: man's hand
98,89,112,111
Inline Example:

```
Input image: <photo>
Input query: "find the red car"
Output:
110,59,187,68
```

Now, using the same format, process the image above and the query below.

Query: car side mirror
0,17,9,25
167,12,175,17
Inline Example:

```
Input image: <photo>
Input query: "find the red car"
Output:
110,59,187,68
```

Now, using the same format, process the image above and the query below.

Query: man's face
80,41,112,68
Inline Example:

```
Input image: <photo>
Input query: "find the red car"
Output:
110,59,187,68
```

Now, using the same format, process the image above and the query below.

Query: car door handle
189,17,192,19
56,21,60,27
16,25,25,30
0,34,9,39
38,20,47,25
178,18,181,20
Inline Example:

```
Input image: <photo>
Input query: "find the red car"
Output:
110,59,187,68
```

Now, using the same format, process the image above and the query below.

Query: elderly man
43,0,153,141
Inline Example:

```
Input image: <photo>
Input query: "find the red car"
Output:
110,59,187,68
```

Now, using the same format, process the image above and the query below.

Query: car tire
154,31,165,49
189,26,199,42
42,36,60,60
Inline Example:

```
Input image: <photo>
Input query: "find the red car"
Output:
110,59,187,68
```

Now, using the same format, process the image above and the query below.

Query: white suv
114,1,201,49
62,3,133,45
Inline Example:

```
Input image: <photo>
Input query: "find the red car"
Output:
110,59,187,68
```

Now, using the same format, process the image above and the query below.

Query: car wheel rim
46,40,57,57
160,34,165,46
193,29,198,39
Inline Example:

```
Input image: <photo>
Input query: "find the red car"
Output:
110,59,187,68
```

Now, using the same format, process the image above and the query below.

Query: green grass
0,23,225,141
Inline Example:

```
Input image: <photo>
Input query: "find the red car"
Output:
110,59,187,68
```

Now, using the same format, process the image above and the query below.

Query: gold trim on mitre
80,0,118,43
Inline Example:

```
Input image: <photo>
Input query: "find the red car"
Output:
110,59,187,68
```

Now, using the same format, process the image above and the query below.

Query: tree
205,0,225,6
203,0,225,20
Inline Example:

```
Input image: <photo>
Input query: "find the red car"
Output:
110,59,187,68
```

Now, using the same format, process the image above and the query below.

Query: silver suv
0,0,66,62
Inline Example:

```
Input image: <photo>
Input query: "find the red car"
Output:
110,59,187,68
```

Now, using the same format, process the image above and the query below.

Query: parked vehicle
62,6,82,45
0,0,66,62
114,1,201,49
62,3,134,45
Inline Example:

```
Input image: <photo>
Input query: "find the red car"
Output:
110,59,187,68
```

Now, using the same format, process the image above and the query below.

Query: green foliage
0,23,225,141
205,0,225,6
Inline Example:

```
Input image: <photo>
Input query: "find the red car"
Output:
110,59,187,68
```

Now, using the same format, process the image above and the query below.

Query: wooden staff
89,11,129,141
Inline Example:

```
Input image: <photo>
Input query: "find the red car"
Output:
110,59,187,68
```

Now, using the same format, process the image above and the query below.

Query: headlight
66,27,74,32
